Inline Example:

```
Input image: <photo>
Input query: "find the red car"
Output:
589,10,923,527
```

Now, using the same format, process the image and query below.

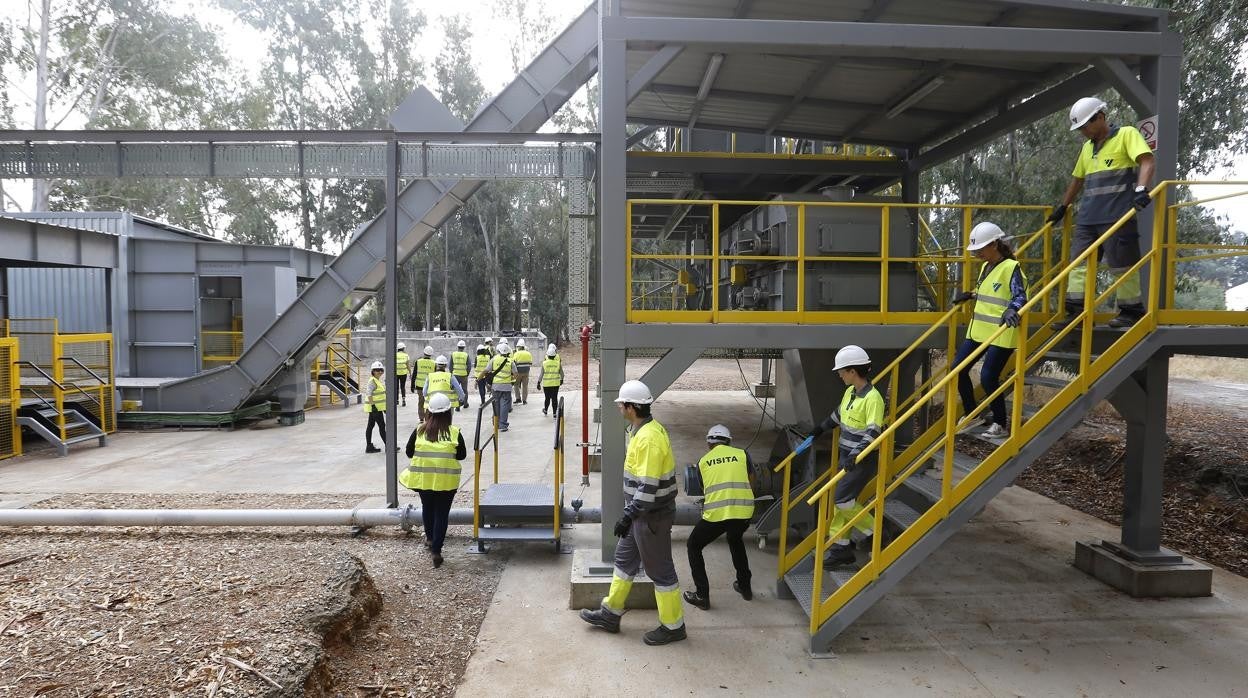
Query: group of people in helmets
584,95,1155,641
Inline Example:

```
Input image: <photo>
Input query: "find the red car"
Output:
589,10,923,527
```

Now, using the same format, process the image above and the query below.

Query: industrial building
1,0,1246,662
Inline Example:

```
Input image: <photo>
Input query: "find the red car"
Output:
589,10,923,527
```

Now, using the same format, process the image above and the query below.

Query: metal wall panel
6,267,109,333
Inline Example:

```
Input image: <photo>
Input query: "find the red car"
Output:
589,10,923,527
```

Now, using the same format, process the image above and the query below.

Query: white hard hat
516,338,526,347
548,343,557,352
485,337,494,343
435,354,448,366
614,379,654,405
547,346,557,357
1068,96,1107,131
833,345,871,371
498,342,512,354
707,424,732,443
967,221,1006,251
370,361,384,371
476,344,485,352
423,346,433,356
426,393,452,414
397,342,406,350
457,340,466,348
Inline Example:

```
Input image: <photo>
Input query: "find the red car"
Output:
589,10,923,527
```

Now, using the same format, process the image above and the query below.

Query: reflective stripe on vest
363,375,387,412
490,355,514,385
395,351,409,376
698,444,754,522
414,358,436,385
399,425,461,491
426,371,460,407
967,258,1026,350
513,350,533,373
541,358,562,387
451,351,470,376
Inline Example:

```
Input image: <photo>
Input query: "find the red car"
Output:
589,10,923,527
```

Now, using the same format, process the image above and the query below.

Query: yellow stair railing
774,179,1248,643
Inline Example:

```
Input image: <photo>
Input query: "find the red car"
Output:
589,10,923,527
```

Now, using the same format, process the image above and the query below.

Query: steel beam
625,125,660,149
0,129,599,144
910,67,1107,172
604,17,1174,62
627,153,904,177
628,116,915,152
645,82,961,122
627,45,685,103
619,323,948,351
1094,57,1155,116
639,347,701,397
384,140,399,509
1119,354,1168,555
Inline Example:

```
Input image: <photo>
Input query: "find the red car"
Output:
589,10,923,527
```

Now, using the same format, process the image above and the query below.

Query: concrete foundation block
569,547,655,610
278,411,305,426
1074,540,1212,598
751,382,776,398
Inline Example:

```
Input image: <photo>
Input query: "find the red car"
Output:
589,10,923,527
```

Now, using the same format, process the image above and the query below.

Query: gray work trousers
614,507,679,588
492,383,513,429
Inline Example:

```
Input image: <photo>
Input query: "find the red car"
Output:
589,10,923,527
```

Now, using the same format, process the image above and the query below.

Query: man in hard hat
793,345,885,569
1047,96,1155,329
450,340,472,410
538,343,563,418
580,379,686,645
683,424,755,611
395,342,410,407
512,338,534,405
487,342,515,431
484,338,496,357
414,346,436,415
363,361,388,453
474,343,492,405
424,355,467,413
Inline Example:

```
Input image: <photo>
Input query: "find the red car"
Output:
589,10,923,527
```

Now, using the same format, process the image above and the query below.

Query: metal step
883,498,922,529
479,483,558,519
64,433,106,446
902,470,943,503
475,527,559,541
784,563,857,618
1023,375,1071,390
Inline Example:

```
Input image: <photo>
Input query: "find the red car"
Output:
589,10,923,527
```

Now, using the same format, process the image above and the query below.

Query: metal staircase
16,360,109,457
471,396,566,553
151,3,600,412
772,185,1245,653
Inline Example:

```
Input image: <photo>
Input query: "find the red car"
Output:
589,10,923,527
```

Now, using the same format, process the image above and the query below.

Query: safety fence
773,179,1248,641
626,199,1058,323
201,331,244,369
0,338,19,460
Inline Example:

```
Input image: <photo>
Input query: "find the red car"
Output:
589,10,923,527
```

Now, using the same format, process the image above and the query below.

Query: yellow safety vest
489,355,514,385
399,425,462,491
363,375,386,412
541,357,562,387
414,357,436,386
967,259,1026,350
623,419,678,513
451,351,470,376
475,354,492,379
425,371,461,408
698,444,754,522
513,350,533,374
395,351,410,377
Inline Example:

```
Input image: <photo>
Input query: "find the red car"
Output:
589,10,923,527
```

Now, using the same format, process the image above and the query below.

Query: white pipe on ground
0,504,708,528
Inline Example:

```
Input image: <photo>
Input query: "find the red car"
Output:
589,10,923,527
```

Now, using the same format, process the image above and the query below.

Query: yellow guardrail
626,199,1058,324
201,330,243,368
0,338,19,460
311,329,360,409
773,179,1248,639
472,394,502,540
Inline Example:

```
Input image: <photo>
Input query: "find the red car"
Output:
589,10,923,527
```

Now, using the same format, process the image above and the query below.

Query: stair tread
481,483,556,507
475,527,558,540
1024,375,1071,389
784,566,857,618
903,472,943,502
63,433,105,445
883,498,922,529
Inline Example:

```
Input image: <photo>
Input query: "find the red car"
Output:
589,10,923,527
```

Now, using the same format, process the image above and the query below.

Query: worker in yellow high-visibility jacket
395,342,410,407
683,424,755,610
580,380,686,646
363,361,388,453
450,340,471,411
413,346,436,415
400,392,466,569
473,344,492,405
424,355,467,410
537,343,563,418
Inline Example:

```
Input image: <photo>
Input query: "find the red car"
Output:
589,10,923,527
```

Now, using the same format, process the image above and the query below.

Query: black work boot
733,581,753,601
579,607,621,634
643,624,687,646
1109,305,1144,328
822,543,857,569
682,590,710,610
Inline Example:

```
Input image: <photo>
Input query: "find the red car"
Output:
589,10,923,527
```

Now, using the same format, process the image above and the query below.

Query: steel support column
1139,38,1181,311
384,139,400,509
598,0,628,562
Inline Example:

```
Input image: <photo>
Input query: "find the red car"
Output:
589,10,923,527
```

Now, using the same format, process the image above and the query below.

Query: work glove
1000,308,1021,328
1045,204,1068,224
794,435,814,456
1132,187,1152,211
613,514,632,538
953,291,975,305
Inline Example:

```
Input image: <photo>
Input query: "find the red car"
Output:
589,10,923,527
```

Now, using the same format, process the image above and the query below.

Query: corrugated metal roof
621,0,1168,150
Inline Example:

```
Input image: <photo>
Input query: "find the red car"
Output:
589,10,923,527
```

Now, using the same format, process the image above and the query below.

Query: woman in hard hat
538,343,564,418
953,221,1028,440
395,342,410,407
792,345,885,569
401,392,466,568
363,360,388,453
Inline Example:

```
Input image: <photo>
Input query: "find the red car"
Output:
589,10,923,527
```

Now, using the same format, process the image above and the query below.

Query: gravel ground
0,493,505,697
